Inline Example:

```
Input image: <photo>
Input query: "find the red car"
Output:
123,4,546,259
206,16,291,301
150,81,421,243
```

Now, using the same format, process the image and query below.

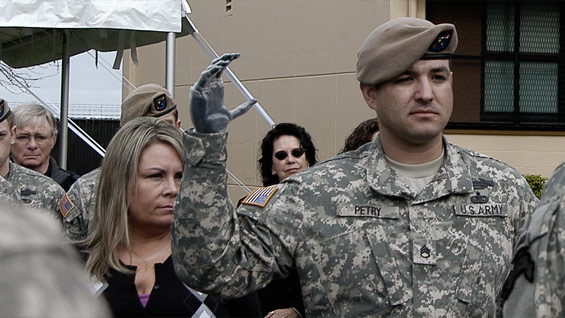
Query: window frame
431,0,565,131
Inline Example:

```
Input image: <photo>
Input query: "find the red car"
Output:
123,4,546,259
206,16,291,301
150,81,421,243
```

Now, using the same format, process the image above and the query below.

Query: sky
0,50,123,119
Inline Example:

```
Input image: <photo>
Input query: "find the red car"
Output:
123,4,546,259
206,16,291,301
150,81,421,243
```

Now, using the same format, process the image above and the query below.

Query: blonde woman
85,117,259,317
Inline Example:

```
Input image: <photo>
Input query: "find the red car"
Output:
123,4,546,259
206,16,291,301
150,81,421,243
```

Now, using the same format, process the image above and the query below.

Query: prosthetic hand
190,53,257,133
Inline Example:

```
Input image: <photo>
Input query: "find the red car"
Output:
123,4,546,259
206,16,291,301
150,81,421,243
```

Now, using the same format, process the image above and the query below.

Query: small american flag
241,185,278,208
58,193,75,218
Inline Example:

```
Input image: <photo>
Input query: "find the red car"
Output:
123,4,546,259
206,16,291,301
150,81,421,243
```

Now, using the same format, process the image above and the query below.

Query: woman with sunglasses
259,123,317,188
253,122,317,318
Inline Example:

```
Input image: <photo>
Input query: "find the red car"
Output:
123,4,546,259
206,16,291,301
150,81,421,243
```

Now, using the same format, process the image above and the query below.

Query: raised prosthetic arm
190,53,256,133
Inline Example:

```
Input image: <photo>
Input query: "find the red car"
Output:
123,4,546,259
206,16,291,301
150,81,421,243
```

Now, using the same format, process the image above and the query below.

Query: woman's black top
102,256,262,317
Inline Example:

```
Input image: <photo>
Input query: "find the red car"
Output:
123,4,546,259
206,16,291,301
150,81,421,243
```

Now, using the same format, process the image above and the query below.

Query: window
427,1,565,131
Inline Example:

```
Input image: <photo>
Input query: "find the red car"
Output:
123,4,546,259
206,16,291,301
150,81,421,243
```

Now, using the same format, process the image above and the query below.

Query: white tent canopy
0,0,193,168
0,0,189,68
2,1,181,31
0,1,269,193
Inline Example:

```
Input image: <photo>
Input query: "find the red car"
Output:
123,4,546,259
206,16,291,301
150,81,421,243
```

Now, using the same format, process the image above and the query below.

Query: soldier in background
0,98,65,221
502,161,565,317
11,103,79,191
0,174,19,203
62,84,181,241
171,17,538,317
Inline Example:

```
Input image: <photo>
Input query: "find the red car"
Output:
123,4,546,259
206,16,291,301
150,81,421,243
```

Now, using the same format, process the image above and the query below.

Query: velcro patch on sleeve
59,193,75,218
241,185,278,208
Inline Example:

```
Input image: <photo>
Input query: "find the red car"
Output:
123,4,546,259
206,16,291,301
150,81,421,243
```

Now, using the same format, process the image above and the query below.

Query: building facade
123,0,565,200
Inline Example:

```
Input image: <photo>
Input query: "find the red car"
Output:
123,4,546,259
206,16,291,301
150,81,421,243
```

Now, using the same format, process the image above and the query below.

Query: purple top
139,294,150,307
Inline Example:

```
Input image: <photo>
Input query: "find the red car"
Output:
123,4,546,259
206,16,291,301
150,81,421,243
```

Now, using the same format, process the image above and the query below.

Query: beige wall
445,133,565,178
124,0,565,202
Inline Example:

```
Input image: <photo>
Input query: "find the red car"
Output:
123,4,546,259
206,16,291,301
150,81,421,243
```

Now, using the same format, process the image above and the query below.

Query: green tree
524,174,547,199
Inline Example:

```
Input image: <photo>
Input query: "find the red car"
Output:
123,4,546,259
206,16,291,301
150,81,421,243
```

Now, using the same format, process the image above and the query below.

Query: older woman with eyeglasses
259,123,317,187
251,122,317,318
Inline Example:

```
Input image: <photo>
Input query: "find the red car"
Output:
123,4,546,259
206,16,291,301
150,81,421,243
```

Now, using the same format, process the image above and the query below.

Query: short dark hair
339,118,379,154
258,123,317,186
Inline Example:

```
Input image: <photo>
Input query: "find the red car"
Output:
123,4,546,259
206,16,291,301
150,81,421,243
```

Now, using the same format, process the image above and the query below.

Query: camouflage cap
120,83,177,126
0,99,12,124
356,17,458,85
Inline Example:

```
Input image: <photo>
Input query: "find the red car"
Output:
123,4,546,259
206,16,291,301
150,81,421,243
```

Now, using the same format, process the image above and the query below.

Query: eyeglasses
274,148,305,160
15,134,52,145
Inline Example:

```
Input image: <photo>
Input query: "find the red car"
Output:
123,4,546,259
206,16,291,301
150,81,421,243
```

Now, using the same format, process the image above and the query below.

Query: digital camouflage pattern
63,168,100,241
5,162,65,222
172,131,538,317
503,161,565,318
0,175,19,203
0,203,109,317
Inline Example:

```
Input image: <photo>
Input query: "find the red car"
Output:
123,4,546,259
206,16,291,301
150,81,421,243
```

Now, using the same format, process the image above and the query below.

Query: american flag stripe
58,193,75,218
242,185,278,207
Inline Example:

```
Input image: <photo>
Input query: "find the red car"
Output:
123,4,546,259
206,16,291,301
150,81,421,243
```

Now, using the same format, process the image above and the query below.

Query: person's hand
265,307,300,318
190,53,257,133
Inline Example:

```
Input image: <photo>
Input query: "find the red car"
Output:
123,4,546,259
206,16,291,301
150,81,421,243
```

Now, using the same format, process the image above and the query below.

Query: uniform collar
5,161,15,181
365,135,474,200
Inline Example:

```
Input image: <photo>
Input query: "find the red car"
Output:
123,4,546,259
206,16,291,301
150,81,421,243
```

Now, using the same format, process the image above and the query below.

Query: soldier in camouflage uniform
502,162,565,317
62,84,181,241
62,168,100,241
0,100,18,205
6,162,65,219
0,175,19,203
0,98,64,222
171,18,538,317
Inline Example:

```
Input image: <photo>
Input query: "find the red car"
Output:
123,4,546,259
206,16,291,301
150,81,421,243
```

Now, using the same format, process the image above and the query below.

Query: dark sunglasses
274,148,305,160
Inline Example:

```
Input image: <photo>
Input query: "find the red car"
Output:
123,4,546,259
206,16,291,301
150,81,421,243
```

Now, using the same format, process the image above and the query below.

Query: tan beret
356,17,458,85
120,83,177,126
0,99,12,124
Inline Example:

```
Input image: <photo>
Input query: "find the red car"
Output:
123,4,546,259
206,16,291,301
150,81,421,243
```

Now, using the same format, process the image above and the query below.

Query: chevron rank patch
241,185,278,207
59,193,75,218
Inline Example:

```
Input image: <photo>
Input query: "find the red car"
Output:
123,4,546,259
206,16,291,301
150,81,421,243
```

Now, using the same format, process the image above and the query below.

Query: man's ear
360,83,378,111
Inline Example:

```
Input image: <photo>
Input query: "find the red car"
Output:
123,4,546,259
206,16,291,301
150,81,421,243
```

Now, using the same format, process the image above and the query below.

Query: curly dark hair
258,123,317,186
339,118,379,154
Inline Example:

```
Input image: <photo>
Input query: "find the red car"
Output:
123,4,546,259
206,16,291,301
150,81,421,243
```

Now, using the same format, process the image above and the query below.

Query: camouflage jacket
503,161,565,318
0,176,20,203
62,168,100,241
6,162,65,223
172,131,538,317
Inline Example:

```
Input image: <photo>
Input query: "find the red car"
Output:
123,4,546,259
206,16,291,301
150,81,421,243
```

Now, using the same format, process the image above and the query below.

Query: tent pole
166,32,176,96
183,13,276,128
59,30,71,169
3,60,106,157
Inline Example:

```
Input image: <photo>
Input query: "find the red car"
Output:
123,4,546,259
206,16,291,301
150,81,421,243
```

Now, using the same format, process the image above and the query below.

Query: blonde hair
85,117,183,280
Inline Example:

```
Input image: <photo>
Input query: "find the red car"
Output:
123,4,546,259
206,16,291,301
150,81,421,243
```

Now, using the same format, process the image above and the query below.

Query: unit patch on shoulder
241,185,278,208
59,193,75,218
